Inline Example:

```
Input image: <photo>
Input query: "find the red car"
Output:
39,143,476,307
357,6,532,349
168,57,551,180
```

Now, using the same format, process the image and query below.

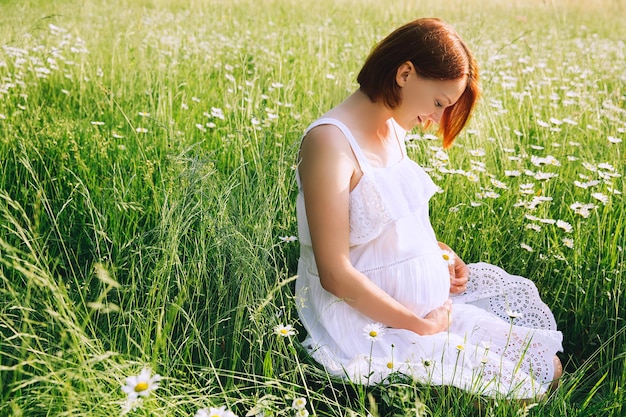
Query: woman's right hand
421,299,452,334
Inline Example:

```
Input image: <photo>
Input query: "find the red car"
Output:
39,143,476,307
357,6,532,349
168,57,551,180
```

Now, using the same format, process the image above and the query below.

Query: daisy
456,344,465,352
279,235,298,243
195,406,238,417
121,368,161,400
506,310,524,319
292,398,307,410
556,220,573,232
273,324,296,337
562,238,574,249
591,193,609,204
520,243,533,252
466,173,479,182
525,223,541,232
607,136,622,144
441,250,456,265
295,410,309,417
135,127,148,133
138,111,150,117
363,322,386,342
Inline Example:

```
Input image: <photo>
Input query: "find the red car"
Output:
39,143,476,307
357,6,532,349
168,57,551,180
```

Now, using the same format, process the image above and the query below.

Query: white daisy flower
121,368,161,400
195,406,238,417
279,235,298,243
607,136,622,144
520,243,533,252
273,324,296,337
556,220,573,232
295,410,309,417
292,397,307,410
441,250,456,265
506,310,524,319
562,238,574,249
363,323,386,342
591,193,609,204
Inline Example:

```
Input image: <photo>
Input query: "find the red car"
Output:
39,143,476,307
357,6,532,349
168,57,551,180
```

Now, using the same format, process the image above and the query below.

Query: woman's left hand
439,242,469,294
449,255,469,294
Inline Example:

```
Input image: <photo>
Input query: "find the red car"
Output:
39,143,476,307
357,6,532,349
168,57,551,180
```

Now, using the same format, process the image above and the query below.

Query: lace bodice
296,118,438,246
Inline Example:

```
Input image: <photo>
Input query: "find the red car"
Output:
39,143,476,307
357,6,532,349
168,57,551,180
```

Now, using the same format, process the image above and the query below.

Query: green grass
0,0,624,415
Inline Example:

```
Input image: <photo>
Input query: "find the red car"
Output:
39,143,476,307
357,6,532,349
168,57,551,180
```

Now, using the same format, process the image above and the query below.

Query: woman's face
394,64,467,131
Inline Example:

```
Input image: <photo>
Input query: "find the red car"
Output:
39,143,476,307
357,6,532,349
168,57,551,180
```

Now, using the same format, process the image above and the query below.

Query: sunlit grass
0,0,624,415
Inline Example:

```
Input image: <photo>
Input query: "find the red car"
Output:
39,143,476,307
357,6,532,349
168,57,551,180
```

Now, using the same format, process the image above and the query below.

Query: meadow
0,0,624,415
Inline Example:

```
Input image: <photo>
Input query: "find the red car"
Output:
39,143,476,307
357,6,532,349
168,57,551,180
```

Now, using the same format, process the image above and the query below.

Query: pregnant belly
369,256,450,317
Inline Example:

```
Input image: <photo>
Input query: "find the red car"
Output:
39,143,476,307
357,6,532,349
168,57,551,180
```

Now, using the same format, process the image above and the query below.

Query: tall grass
0,0,624,415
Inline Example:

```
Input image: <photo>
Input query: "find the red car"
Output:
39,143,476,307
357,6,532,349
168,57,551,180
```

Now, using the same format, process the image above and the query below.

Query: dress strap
389,118,408,158
303,117,371,173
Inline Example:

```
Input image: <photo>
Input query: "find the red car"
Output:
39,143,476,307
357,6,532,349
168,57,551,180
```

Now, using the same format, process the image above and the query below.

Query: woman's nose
428,109,443,124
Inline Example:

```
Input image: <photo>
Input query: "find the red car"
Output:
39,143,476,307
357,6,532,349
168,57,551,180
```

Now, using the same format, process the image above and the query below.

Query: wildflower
386,361,394,369
456,344,465,352
607,136,622,144
490,178,508,189
505,170,521,177
525,223,541,232
520,243,533,252
422,358,432,367
136,127,148,133
90,121,105,126
556,220,572,232
211,107,225,120
591,193,609,204
363,322,386,342
195,406,238,417
273,324,296,337
570,202,596,218
295,410,309,417
562,238,574,249
507,310,524,319
517,403,539,417
138,111,150,117
121,368,161,400
279,235,298,243
292,398,307,410
441,250,456,265
466,172,479,182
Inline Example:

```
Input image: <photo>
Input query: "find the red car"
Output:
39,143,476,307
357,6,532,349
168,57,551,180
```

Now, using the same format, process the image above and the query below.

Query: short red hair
357,18,480,148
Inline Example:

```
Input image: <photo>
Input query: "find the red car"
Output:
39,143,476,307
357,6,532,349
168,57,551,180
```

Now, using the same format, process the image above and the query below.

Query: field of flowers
0,0,624,415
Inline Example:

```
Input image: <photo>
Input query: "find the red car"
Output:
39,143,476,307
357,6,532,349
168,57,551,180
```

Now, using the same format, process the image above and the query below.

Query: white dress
295,118,563,399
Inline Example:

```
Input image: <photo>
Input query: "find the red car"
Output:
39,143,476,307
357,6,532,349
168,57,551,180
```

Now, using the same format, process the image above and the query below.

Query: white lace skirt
299,262,563,399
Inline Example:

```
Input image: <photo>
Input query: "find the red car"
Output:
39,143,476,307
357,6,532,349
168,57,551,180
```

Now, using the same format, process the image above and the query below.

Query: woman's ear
396,61,414,87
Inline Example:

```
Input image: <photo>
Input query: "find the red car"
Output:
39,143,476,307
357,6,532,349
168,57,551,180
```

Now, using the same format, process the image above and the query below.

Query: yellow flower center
280,329,288,335
386,362,393,369
134,381,149,392
442,254,450,261
369,331,378,338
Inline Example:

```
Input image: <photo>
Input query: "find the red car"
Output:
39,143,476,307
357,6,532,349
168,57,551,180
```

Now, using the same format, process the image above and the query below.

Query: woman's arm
299,126,451,335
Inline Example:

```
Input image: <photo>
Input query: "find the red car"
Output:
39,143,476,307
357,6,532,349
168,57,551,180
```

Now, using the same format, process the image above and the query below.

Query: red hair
357,18,480,148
